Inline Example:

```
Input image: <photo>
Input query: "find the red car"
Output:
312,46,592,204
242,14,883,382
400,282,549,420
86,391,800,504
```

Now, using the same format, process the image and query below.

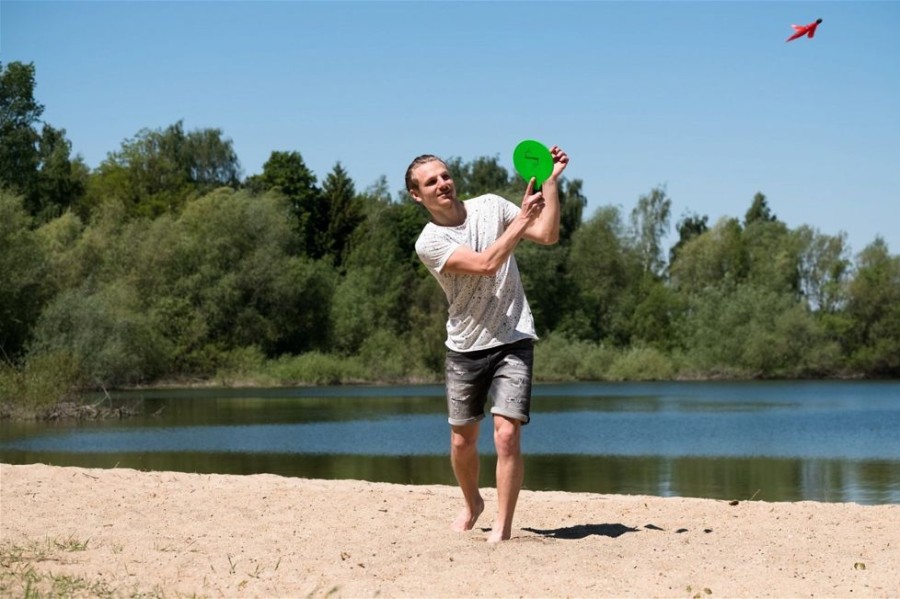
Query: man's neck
431,199,467,227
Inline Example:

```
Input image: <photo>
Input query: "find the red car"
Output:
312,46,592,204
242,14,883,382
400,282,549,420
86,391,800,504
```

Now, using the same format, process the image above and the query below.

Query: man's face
411,160,456,208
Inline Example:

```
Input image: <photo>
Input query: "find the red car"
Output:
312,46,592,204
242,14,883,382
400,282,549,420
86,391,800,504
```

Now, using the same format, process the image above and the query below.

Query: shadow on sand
522,523,639,539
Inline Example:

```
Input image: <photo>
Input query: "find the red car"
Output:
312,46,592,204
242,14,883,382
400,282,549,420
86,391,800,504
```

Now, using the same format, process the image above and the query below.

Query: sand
1,463,898,598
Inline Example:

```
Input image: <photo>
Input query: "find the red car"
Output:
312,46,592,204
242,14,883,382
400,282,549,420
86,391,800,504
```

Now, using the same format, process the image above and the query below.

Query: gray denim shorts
444,338,534,426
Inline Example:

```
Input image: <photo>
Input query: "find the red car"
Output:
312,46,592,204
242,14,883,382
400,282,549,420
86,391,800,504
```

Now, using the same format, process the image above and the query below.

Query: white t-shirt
415,194,537,352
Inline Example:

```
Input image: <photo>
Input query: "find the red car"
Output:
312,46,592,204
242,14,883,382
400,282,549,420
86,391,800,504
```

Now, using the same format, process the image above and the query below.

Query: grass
0,536,166,599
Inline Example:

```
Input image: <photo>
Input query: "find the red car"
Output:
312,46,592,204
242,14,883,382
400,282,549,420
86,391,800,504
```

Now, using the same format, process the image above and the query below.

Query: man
406,146,569,542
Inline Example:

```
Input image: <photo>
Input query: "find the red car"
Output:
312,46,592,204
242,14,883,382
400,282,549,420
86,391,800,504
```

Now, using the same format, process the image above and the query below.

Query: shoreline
2,463,899,597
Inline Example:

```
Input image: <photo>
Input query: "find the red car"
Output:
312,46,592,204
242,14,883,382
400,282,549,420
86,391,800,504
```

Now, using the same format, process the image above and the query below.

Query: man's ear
408,190,422,203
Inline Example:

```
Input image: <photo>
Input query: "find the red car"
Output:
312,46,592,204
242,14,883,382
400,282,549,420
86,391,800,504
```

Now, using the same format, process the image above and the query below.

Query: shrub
606,347,676,381
0,351,82,418
264,352,369,385
535,333,617,381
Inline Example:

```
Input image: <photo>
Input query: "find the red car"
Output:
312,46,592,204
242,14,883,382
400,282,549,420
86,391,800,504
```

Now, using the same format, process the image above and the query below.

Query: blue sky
3,1,899,257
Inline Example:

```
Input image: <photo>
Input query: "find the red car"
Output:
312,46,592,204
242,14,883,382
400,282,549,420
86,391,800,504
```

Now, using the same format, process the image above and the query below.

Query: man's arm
441,192,545,276
522,145,569,245
442,145,569,275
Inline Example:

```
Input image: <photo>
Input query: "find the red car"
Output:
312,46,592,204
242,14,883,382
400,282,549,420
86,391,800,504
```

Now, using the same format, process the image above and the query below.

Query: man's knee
451,425,479,452
493,418,521,456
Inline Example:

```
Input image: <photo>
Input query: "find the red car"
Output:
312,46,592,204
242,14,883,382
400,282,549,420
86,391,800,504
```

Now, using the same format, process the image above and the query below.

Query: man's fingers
525,196,545,217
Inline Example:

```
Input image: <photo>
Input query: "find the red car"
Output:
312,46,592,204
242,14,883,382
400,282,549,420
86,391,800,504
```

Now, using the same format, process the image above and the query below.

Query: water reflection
2,381,899,505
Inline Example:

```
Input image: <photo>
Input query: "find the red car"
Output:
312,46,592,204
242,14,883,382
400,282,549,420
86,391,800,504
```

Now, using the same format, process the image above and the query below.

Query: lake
2,380,899,504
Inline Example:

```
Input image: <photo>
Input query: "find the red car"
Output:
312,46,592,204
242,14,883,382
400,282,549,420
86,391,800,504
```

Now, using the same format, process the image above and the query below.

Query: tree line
2,61,899,414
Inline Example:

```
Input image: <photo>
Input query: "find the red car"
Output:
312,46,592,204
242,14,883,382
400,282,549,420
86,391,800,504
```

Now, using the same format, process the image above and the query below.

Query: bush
30,283,171,387
0,351,82,418
534,333,617,381
264,352,369,385
212,346,269,386
606,347,676,381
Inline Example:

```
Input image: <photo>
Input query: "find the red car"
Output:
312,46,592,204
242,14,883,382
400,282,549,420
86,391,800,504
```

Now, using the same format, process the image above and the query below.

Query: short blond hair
405,154,445,193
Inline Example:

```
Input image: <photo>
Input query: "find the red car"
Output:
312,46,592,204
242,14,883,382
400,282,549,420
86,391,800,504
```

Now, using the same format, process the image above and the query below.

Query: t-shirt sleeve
416,228,459,274
498,194,520,226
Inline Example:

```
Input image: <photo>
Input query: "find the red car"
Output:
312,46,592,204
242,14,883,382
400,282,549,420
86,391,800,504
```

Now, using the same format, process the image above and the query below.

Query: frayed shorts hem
446,409,529,427
490,407,530,425
447,414,485,427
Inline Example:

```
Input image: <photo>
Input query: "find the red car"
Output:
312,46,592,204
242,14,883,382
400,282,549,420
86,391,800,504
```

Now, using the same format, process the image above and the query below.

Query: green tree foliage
6,66,900,396
669,217,747,294
845,238,900,375
86,120,240,218
0,61,86,222
795,227,851,313
0,192,48,358
564,206,641,345
141,189,336,362
676,283,836,377
628,276,682,350
34,124,89,221
744,191,778,226
0,62,42,196
558,178,587,245
468,155,512,196
30,282,170,387
742,218,801,294
321,162,364,267
669,211,708,265
245,150,325,257
630,185,671,277
30,188,336,385
332,200,427,355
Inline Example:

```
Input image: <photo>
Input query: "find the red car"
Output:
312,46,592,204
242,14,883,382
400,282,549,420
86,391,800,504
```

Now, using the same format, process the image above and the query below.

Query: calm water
2,381,899,504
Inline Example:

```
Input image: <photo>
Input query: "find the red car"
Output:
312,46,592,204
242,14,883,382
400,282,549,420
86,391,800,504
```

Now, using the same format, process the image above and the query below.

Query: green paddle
513,140,553,190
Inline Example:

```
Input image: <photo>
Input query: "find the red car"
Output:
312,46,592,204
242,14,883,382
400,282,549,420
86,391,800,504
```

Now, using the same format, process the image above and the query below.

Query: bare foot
450,498,484,532
486,527,511,543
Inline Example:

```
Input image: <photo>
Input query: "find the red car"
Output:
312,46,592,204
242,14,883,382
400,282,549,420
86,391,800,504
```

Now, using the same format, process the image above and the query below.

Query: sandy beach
1,463,898,597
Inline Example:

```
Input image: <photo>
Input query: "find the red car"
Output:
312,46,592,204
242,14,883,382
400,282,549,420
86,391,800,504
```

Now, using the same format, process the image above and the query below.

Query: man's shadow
522,523,639,540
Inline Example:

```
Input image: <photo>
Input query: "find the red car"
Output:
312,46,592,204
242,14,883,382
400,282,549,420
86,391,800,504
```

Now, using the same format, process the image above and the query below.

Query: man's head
405,154,445,194
405,155,456,207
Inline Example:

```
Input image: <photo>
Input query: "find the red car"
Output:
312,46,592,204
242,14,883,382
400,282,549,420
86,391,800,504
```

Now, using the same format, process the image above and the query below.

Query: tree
795,226,851,313
630,185,671,277
515,176,585,332
0,192,47,358
467,155,511,196
88,120,240,217
516,242,569,334
0,61,42,197
744,192,778,226
245,150,325,257
332,202,427,353
0,61,85,222
558,178,586,245
321,162,363,266
33,124,88,221
183,126,241,189
669,211,708,266
564,206,639,344
845,238,900,375
742,218,800,295
669,217,747,294
676,282,829,378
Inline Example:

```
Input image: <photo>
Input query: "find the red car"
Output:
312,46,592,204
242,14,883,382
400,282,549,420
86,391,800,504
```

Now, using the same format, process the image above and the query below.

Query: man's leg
489,415,523,543
449,422,484,532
